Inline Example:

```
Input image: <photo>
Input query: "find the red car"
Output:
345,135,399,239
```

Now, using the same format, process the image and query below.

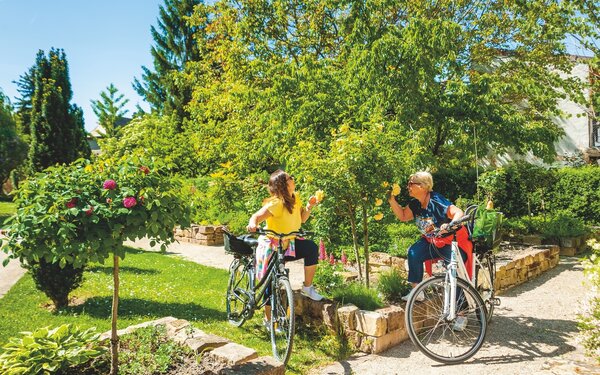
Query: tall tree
133,0,204,125
0,90,26,185
91,83,130,138
15,49,90,173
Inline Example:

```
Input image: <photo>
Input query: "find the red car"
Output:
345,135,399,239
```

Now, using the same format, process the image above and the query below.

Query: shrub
578,239,600,363
478,161,556,218
541,210,589,240
549,166,600,225
386,223,420,257
117,325,192,375
0,324,106,375
28,260,85,310
313,261,345,297
332,282,384,311
376,268,411,303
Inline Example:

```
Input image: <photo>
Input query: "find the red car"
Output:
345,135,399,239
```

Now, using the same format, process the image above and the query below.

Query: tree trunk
110,254,120,375
348,203,363,281
362,205,370,288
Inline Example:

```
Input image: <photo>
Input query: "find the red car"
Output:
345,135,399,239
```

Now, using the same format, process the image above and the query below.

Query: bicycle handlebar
252,228,313,238
432,214,471,238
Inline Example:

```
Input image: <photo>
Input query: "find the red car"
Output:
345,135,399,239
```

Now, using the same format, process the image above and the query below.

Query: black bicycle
224,228,308,365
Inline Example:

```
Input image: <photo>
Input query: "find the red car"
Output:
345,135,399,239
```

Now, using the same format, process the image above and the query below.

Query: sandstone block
197,225,215,234
560,247,577,256
375,305,405,332
209,343,258,366
322,303,338,329
355,310,387,337
370,252,392,266
165,318,191,337
337,304,359,332
221,356,285,375
359,329,405,353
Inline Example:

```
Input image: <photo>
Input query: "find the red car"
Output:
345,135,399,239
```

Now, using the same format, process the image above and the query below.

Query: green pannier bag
472,205,504,252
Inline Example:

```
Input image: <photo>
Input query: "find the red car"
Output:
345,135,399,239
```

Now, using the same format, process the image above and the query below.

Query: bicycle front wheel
226,258,251,327
475,252,496,322
405,276,488,364
270,276,295,365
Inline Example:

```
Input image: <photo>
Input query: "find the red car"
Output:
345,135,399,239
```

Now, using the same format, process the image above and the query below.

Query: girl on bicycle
387,171,473,301
247,170,324,323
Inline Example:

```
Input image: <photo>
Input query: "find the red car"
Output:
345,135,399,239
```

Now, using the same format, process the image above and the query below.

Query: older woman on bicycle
387,171,473,301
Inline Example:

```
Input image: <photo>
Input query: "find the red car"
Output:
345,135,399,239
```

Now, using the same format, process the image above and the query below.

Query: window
594,119,600,147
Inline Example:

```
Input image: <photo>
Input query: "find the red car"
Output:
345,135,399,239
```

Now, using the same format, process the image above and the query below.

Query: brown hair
268,169,295,213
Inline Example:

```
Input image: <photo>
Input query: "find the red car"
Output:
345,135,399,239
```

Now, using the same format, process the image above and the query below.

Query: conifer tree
91,83,130,138
15,49,90,174
133,0,203,125
0,90,26,185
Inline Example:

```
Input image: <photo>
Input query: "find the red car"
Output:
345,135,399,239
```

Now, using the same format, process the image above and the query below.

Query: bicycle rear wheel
475,252,496,322
270,276,295,365
226,258,251,327
405,276,487,364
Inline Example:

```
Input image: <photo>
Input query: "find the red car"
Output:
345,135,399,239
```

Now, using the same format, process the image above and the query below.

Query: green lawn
0,201,16,228
0,248,349,374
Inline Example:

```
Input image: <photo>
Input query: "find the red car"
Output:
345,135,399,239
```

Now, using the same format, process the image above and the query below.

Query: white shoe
401,290,425,302
301,285,324,301
263,318,282,334
452,316,468,331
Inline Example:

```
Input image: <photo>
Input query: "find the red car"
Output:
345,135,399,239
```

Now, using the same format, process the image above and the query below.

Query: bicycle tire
475,252,496,322
270,276,295,365
405,275,488,364
226,258,251,327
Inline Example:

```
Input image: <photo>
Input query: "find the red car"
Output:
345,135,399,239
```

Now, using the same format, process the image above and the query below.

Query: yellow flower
339,124,350,133
373,213,384,221
84,165,93,173
382,181,389,188
315,190,325,203
392,183,401,196
375,198,383,206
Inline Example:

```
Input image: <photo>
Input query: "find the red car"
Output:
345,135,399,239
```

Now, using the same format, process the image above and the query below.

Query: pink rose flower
106,198,113,204
139,166,150,175
66,198,77,208
103,179,117,190
123,196,137,208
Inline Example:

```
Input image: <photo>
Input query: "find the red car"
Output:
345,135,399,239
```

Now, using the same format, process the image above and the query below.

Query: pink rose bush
123,197,137,209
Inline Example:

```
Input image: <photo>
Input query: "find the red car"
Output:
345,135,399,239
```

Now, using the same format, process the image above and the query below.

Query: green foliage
549,166,600,225
117,325,192,375
578,238,600,363
376,268,412,303
312,260,345,298
386,223,421,258
28,260,85,310
542,210,589,240
0,91,26,185
503,216,547,236
0,201,16,228
14,49,90,174
332,282,384,311
478,161,556,217
0,324,105,375
133,0,204,123
4,155,191,269
90,83,130,138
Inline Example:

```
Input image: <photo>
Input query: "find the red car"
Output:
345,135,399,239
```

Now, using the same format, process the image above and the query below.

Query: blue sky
0,0,163,131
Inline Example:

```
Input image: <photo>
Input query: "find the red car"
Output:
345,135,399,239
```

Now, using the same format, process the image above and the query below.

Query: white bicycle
404,208,500,364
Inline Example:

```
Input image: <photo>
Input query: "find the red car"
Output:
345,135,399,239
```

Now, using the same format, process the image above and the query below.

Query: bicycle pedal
490,297,501,306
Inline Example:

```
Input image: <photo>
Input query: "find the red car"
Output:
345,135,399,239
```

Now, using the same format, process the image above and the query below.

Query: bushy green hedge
548,166,600,224
479,162,599,224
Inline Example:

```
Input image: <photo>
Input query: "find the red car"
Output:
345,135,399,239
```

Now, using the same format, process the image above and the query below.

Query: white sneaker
452,316,468,331
263,318,282,334
301,285,324,301
401,290,425,302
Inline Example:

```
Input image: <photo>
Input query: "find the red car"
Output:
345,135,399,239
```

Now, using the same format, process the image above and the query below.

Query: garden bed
296,242,561,354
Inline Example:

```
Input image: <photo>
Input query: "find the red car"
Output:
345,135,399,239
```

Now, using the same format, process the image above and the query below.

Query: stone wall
174,224,225,246
297,244,562,354
101,317,284,375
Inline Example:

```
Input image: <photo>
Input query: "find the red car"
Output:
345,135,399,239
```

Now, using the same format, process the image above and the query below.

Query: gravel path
311,257,599,375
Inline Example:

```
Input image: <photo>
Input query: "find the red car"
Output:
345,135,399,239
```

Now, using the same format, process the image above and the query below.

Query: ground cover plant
0,248,348,374
0,201,15,228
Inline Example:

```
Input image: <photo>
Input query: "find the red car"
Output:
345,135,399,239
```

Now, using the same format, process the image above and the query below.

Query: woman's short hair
410,171,433,192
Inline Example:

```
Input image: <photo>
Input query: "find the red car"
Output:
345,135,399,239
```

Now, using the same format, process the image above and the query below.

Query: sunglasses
407,181,421,187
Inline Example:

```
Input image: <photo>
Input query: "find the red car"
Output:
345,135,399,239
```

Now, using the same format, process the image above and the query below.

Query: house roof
88,117,132,138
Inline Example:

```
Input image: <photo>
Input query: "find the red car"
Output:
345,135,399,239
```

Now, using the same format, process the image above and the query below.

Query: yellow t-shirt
264,195,302,234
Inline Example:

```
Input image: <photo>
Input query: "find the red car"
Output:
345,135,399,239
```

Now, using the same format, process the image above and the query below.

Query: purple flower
341,251,348,265
318,239,327,261
123,196,137,209
103,179,117,190
329,253,336,265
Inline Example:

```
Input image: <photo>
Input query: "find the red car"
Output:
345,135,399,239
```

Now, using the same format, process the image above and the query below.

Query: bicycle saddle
241,234,258,248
